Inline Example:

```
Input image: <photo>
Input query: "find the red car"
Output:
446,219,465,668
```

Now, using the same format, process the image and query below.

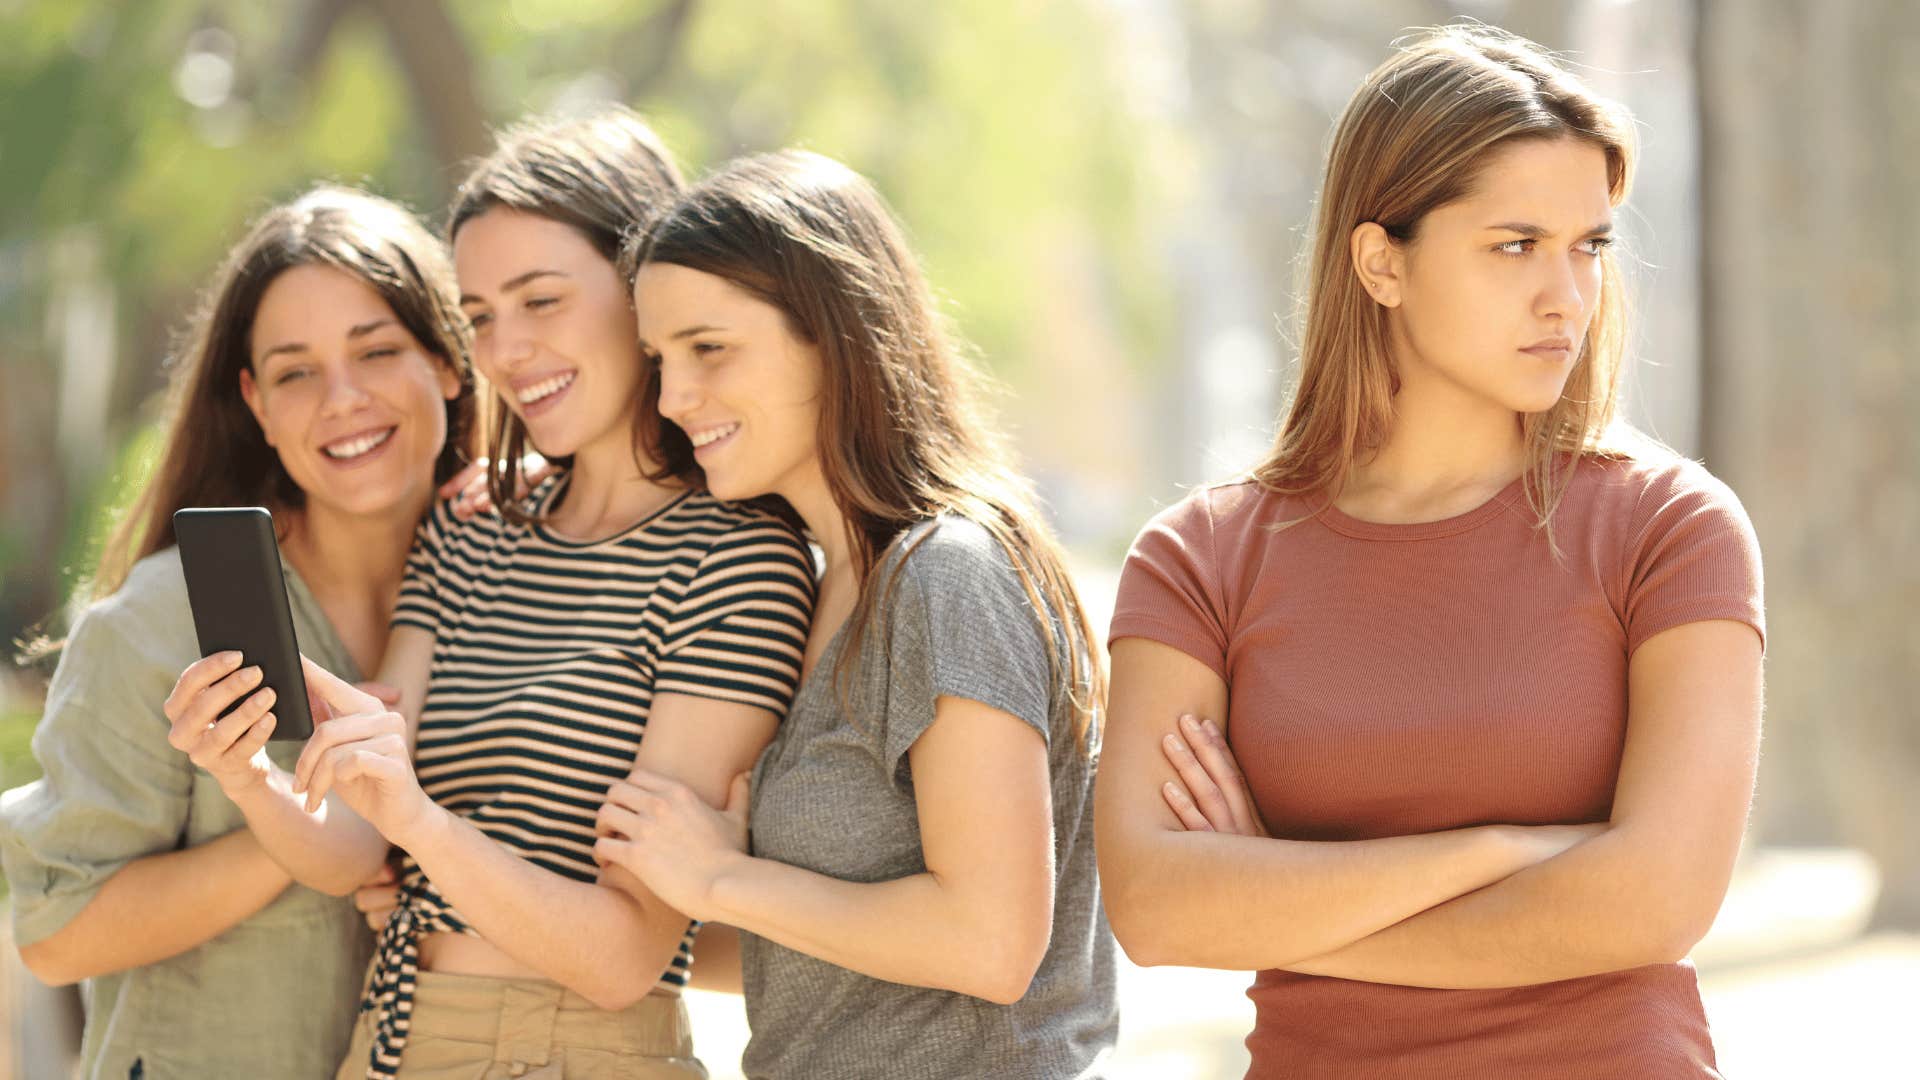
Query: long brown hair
1258,23,1639,529
448,105,697,524
93,185,478,600
625,150,1105,744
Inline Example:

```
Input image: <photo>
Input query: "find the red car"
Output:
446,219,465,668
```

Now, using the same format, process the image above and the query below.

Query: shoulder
888,515,1019,595
1570,450,1752,538
89,547,192,640
670,492,814,569
1134,479,1287,544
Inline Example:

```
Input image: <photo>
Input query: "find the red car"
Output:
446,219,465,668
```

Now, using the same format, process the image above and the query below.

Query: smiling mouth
322,427,396,460
689,423,740,449
517,371,576,405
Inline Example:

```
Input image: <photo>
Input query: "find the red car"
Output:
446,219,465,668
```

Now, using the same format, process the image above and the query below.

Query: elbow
1638,902,1720,967
1097,864,1177,969
17,939,83,988
965,934,1048,1006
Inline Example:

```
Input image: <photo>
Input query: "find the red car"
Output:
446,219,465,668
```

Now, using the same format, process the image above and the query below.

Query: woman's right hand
164,651,279,799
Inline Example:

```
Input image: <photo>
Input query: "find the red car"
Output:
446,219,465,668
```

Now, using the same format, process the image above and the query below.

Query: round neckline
1312,473,1529,541
529,475,696,548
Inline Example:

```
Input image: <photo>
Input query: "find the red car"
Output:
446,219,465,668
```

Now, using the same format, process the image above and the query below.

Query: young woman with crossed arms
1099,25,1763,1079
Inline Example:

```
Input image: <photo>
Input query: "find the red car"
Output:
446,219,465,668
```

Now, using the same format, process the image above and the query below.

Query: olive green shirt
0,546,374,1079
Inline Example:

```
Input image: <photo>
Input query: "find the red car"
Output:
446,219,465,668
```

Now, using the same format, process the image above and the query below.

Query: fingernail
259,688,277,706
1203,719,1222,738
222,651,244,665
1180,714,1199,731
244,666,263,681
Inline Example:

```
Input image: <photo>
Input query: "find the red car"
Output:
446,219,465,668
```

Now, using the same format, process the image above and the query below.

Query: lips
511,370,577,419
321,426,396,462
687,422,740,450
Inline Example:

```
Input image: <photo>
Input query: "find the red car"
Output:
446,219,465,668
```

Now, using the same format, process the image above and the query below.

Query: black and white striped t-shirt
357,479,814,1078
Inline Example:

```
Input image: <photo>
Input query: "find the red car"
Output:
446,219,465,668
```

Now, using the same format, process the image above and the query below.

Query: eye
465,311,492,332
526,296,559,312
274,367,312,386
361,346,402,362
692,341,724,357
1577,236,1615,257
1493,239,1535,256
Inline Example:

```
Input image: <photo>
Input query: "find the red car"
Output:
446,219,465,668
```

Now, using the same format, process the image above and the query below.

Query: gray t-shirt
0,546,373,1079
741,517,1117,1080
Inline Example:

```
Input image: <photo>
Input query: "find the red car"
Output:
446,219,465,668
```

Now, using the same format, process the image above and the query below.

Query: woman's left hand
594,769,751,921
439,455,560,520
1159,713,1270,837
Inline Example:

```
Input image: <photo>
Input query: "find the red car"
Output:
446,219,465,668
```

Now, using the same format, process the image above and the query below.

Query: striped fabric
357,479,816,1080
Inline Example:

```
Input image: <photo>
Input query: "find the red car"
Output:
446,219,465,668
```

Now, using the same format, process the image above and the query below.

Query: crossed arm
1097,620,1762,987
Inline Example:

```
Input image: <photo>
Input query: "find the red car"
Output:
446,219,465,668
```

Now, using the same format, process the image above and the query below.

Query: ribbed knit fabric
1111,452,1763,1080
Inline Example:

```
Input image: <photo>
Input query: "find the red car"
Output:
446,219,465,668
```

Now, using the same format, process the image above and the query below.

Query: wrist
704,850,760,926
388,798,452,855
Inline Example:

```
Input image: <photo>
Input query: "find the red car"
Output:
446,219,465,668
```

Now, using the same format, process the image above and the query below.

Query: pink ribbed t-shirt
1110,452,1764,1080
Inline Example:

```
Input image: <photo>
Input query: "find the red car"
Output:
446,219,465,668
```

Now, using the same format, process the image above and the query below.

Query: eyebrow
668,324,727,341
460,268,568,306
1484,221,1615,238
258,318,397,364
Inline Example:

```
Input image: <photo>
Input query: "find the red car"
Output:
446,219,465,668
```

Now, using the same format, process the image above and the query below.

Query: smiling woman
0,185,479,1080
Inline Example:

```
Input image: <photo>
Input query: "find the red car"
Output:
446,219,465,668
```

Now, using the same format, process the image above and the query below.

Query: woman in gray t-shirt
593,150,1118,1079
0,186,478,1079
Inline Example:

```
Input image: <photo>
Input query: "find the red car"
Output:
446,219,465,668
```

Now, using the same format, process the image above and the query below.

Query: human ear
1349,221,1405,309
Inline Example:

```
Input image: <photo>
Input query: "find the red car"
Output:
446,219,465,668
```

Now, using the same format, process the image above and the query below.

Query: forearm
227,767,389,895
1101,824,1543,970
18,829,291,985
1290,825,1693,988
402,807,687,1010
709,855,1039,1005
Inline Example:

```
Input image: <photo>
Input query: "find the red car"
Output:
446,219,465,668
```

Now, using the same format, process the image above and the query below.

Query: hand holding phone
164,650,282,798
173,507,314,742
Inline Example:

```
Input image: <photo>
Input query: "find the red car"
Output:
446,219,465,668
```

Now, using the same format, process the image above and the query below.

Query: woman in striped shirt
166,109,815,1080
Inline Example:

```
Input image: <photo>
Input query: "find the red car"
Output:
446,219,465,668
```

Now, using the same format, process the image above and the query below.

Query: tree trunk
1698,0,1920,926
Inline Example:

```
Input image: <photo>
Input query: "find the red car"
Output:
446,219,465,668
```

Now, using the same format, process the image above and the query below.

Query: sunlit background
2,1,1915,1077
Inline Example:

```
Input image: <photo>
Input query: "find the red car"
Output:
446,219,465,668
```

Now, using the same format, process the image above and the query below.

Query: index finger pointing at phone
301,656,382,717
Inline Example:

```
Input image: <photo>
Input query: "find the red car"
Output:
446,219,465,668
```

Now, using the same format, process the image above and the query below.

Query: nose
482,310,536,376
655,356,700,423
1535,252,1589,324
318,362,373,418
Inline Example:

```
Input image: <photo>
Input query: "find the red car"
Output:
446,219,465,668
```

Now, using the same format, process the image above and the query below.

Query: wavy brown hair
1258,23,1639,531
92,185,478,600
449,105,697,525
624,150,1105,743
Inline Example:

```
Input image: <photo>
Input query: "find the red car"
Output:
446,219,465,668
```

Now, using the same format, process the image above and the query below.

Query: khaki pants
334,970,707,1080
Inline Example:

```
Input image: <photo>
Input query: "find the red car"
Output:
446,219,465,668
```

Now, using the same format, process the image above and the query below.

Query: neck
780,464,857,585
1340,340,1528,518
552,415,680,532
278,496,420,606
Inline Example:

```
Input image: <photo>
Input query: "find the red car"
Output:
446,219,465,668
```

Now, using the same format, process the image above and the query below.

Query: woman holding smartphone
1097,25,1763,1078
0,185,478,1079
596,150,1118,1079
164,108,815,1080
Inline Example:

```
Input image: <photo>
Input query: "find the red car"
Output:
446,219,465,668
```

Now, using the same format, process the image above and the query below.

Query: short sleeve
879,520,1056,784
1623,465,1765,655
0,599,194,947
1109,490,1231,679
391,499,454,634
654,519,817,716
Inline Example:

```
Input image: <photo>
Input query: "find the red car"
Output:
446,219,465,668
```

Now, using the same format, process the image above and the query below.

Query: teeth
689,423,738,448
517,372,575,404
323,428,394,460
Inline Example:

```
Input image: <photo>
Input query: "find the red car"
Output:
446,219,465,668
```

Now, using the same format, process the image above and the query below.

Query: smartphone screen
173,507,315,741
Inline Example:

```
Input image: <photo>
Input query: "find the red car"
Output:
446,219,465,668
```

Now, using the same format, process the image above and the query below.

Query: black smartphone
173,507,315,742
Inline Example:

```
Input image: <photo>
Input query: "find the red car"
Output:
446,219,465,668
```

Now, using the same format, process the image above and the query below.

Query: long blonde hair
1257,24,1639,527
